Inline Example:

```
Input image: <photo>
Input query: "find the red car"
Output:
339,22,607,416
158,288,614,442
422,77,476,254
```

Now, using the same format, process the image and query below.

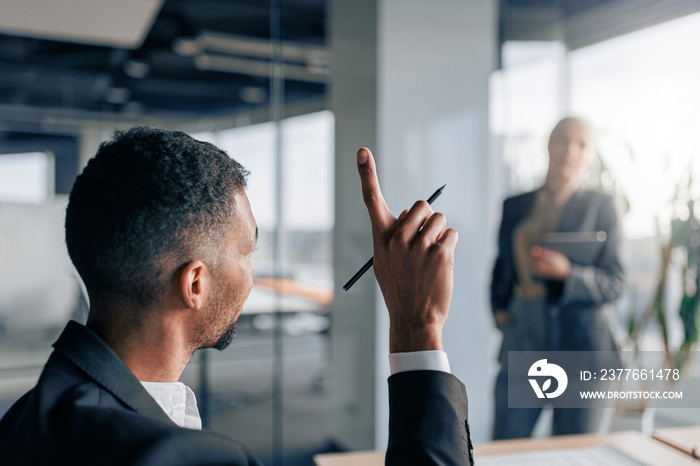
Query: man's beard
195,280,239,351
196,320,237,351
210,322,236,351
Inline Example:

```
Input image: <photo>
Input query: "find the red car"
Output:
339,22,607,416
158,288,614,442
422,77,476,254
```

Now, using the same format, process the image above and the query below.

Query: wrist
389,323,444,353
554,264,572,281
561,261,572,278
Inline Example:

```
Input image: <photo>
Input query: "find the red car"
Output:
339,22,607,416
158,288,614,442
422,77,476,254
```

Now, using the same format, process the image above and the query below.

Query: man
0,127,473,465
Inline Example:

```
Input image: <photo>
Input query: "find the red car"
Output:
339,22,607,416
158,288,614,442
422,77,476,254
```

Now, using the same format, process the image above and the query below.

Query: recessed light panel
0,0,163,49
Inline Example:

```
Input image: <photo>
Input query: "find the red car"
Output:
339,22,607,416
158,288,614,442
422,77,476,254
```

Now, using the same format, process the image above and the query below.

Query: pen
342,184,446,291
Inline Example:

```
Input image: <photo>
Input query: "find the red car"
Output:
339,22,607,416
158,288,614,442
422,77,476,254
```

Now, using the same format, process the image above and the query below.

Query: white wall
331,0,501,450
375,0,500,447
330,0,379,449
0,199,78,333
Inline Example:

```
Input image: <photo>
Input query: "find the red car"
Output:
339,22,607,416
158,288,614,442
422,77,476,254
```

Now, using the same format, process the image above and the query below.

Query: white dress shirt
140,351,449,429
140,381,202,430
389,350,451,375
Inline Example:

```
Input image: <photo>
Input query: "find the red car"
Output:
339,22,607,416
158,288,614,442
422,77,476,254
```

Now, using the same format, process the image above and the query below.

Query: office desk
653,426,700,459
314,431,700,465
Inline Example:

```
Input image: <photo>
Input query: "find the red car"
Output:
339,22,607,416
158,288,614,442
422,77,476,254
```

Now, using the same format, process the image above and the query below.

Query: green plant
630,180,700,373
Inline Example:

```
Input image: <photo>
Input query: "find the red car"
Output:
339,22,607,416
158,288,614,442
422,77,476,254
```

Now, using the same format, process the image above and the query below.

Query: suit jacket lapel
556,190,583,232
53,321,175,425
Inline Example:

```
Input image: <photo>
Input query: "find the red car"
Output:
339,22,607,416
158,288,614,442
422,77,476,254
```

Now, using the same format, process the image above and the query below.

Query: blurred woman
490,117,624,439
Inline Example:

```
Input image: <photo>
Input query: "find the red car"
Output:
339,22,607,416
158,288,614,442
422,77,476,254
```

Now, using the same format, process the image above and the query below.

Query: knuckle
434,242,455,262
436,244,452,259
358,160,374,175
363,190,380,205
431,212,446,225
443,228,458,244
397,229,414,246
410,200,431,214
388,230,406,248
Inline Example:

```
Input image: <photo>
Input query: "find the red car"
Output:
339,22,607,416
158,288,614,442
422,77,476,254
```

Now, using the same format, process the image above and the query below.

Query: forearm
387,371,473,466
559,263,624,306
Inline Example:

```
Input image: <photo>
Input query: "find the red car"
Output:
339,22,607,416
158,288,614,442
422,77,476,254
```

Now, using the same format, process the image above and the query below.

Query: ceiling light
122,101,144,115
239,86,267,104
0,0,163,49
123,60,150,79
105,87,131,104
173,38,200,56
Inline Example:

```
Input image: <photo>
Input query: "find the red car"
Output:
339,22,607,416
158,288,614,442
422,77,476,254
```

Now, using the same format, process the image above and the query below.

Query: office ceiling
0,0,327,118
0,0,695,121
500,0,700,53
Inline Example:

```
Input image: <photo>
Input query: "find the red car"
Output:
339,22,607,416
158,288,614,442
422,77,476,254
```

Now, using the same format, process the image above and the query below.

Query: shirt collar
139,381,202,430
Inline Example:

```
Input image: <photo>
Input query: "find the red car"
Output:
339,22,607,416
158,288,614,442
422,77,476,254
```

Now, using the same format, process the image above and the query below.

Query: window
0,152,53,204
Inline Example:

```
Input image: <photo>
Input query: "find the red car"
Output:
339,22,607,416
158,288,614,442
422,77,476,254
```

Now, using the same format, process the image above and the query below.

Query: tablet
539,231,607,265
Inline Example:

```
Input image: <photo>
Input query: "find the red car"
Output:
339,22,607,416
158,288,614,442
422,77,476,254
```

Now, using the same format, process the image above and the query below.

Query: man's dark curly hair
65,126,249,311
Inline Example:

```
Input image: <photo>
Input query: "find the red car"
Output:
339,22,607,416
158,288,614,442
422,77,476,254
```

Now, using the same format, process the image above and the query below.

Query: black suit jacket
0,321,473,465
490,189,624,351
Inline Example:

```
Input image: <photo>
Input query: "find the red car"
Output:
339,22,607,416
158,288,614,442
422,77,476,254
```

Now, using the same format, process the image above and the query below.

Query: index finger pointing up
357,147,394,232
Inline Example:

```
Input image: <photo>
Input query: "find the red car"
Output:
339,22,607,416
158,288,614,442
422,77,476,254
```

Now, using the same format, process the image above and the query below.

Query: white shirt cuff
388,350,451,375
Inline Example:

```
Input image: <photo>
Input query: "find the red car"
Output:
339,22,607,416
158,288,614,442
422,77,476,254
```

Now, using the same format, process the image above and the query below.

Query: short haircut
65,126,249,310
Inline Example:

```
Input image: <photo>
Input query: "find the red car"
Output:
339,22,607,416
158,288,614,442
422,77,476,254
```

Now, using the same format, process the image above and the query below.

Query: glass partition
492,11,700,432
0,1,332,464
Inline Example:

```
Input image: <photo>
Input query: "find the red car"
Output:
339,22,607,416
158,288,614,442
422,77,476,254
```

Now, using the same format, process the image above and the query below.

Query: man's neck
86,311,192,383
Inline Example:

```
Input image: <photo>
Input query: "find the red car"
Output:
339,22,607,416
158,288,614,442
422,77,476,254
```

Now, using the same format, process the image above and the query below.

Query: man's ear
178,260,208,311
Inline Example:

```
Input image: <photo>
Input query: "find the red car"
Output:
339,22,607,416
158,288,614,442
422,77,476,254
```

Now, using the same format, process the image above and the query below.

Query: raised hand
356,147,458,353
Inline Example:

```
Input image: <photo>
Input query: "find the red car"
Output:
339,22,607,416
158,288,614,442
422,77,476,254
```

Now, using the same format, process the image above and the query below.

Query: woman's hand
531,246,571,280
493,311,512,327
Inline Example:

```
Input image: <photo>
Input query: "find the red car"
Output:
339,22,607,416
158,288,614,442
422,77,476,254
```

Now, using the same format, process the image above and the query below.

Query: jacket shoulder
575,189,618,213
578,189,614,202
502,190,537,215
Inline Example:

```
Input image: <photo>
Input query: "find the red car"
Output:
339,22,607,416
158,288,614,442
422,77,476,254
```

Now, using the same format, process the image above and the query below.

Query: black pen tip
439,184,446,191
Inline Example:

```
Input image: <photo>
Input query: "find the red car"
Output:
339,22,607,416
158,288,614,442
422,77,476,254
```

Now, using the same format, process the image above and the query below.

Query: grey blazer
490,189,625,352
